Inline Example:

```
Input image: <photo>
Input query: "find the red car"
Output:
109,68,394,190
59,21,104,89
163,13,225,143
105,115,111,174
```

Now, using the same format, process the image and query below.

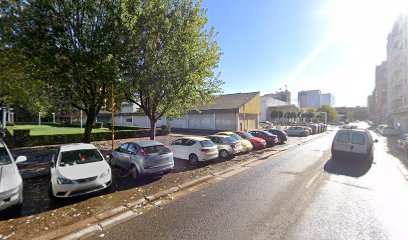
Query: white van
331,129,377,161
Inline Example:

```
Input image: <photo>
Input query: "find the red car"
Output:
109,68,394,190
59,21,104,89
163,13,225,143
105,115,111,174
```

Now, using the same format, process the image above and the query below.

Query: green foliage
4,0,126,142
317,105,339,122
10,128,169,147
302,108,316,120
120,0,223,139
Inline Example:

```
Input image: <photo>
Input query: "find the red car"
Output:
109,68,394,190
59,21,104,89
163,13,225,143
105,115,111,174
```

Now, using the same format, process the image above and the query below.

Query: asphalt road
91,126,408,240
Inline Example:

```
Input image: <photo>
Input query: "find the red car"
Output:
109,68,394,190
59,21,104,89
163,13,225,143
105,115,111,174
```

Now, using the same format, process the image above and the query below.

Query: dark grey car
110,140,174,179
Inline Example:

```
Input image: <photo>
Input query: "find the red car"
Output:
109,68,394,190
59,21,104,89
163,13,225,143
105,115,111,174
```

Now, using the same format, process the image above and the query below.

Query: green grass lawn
7,125,110,136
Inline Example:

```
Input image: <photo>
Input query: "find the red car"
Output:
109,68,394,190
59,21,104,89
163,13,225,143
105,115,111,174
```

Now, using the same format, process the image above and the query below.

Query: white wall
215,113,236,130
188,114,214,130
168,115,188,128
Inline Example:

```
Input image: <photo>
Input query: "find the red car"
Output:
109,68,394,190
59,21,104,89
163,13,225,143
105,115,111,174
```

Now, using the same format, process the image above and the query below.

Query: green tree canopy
121,0,223,139
317,105,339,122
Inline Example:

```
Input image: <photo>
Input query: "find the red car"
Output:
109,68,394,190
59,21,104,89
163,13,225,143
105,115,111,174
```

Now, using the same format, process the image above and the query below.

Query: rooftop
196,92,259,111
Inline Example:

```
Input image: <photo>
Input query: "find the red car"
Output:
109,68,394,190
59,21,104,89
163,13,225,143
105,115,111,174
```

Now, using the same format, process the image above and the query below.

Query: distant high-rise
298,90,335,109
320,93,335,107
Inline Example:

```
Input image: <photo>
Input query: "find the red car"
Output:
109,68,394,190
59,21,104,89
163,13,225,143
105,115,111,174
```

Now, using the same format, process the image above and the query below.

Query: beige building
386,14,408,131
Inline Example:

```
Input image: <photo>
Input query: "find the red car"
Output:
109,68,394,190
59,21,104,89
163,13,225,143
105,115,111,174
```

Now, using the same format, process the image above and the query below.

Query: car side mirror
105,155,111,161
374,139,379,143
15,156,27,164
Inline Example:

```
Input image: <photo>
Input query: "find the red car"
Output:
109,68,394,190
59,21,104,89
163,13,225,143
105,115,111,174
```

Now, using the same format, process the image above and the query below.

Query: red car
234,131,267,149
249,130,279,147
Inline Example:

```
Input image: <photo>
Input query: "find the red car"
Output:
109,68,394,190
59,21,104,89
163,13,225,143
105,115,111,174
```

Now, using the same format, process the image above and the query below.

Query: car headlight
57,177,74,185
100,169,110,178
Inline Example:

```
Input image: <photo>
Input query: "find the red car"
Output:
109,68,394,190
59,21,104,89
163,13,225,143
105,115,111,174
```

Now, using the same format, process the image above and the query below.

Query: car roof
208,135,230,138
133,140,164,147
216,132,234,135
176,137,209,141
60,143,97,152
337,129,368,134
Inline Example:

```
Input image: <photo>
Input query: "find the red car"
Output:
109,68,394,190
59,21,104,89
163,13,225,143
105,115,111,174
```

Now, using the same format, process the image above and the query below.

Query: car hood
239,139,253,148
56,161,110,180
0,164,22,193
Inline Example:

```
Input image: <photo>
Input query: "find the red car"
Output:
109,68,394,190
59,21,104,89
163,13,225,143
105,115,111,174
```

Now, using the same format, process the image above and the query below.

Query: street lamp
52,113,55,123
38,112,41,126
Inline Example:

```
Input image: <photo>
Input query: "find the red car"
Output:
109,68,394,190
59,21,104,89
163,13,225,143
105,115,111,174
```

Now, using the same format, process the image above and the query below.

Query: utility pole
111,83,115,151
80,111,83,128
38,112,41,126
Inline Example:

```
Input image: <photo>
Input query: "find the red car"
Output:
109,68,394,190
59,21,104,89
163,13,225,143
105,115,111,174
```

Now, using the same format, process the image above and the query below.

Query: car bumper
0,189,22,211
52,176,112,198
143,163,174,174
228,148,242,155
198,152,219,161
332,150,370,160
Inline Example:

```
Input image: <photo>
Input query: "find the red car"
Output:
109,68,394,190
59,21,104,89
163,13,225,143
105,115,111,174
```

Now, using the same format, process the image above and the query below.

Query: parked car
169,137,218,165
331,129,377,161
286,126,309,137
397,133,408,155
49,143,112,198
234,131,267,149
248,130,278,147
111,140,174,178
381,126,400,136
0,139,26,212
259,121,273,129
215,132,253,152
264,129,287,144
206,135,242,158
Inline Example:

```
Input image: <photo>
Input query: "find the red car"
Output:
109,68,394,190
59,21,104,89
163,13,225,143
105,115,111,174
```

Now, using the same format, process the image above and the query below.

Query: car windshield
0,147,12,166
224,137,238,143
142,145,171,156
200,140,215,147
60,149,103,166
228,133,243,140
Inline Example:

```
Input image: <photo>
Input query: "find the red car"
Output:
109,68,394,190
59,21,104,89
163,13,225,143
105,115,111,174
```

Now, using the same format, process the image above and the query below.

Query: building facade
320,93,335,107
298,90,321,109
98,92,261,132
385,15,408,131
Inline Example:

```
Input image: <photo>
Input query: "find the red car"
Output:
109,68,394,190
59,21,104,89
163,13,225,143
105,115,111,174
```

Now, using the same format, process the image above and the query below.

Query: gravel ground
0,132,329,239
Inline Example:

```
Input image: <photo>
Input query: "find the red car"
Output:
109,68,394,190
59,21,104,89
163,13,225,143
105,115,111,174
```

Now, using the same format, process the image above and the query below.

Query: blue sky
202,0,407,107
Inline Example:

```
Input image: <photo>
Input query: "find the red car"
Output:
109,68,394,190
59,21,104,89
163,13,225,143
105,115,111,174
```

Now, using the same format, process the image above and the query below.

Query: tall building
371,61,387,124
386,15,408,130
298,90,321,109
320,93,335,107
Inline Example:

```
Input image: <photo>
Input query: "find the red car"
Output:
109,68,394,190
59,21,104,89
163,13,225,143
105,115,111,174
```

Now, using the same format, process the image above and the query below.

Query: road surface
91,127,408,240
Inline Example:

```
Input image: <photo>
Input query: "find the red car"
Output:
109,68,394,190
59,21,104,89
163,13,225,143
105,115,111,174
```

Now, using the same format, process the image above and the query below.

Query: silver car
110,140,174,179
0,139,26,212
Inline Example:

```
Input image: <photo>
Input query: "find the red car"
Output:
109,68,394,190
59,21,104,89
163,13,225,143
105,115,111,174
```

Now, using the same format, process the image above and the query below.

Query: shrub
12,128,169,147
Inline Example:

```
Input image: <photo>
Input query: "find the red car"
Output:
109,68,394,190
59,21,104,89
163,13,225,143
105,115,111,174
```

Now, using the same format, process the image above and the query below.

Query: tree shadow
324,157,373,178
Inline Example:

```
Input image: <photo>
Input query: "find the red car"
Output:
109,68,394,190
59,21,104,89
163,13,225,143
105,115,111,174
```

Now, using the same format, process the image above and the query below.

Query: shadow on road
324,157,373,178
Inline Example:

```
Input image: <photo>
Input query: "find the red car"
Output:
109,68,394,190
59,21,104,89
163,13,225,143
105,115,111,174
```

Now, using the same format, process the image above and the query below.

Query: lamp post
52,113,55,123
111,83,115,151
38,112,41,126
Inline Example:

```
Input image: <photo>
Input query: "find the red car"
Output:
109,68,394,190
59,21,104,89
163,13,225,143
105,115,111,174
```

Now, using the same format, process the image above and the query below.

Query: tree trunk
149,118,156,140
83,112,96,143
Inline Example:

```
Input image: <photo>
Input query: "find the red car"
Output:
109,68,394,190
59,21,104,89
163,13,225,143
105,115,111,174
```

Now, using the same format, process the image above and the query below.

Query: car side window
171,139,183,145
336,132,350,143
351,133,365,145
211,137,221,143
184,140,196,146
128,144,138,154
119,143,129,153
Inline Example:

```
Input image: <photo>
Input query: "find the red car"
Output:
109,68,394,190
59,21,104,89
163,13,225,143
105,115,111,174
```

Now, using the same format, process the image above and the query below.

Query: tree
302,108,316,121
0,1,51,114
121,0,222,140
9,0,125,142
317,105,338,122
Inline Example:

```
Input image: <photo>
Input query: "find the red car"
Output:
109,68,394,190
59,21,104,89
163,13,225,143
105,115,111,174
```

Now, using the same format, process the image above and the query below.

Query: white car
381,126,400,136
206,135,242,158
49,143,112,198
285,126,309,137
331,129,377,161
0,139,26,212
169,137,218,165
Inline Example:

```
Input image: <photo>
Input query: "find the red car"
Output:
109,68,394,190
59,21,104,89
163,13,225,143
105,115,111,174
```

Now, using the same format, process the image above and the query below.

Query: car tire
301,132,306,137
189,154,199,166
219,150,229,159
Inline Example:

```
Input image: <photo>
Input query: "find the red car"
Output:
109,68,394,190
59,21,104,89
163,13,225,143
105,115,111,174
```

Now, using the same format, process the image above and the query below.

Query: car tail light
200,148,210,152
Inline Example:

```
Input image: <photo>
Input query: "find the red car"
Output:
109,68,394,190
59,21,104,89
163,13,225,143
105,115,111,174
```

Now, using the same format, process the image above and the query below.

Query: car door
114,143,129,168
169,139,183,159
350,132,367,155
183,139,197,159
334,131,352,152
209,136,222,150
127,143,142,168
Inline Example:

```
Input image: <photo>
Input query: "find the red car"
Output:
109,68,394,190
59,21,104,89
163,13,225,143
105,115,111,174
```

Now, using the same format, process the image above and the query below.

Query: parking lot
0,131,329,239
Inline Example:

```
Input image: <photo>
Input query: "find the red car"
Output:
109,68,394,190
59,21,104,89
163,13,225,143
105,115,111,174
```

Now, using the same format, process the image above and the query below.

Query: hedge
15,122,104,129
11,128,170,147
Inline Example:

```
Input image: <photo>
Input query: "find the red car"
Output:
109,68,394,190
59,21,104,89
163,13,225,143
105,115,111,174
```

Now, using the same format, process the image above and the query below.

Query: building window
126,117,132,123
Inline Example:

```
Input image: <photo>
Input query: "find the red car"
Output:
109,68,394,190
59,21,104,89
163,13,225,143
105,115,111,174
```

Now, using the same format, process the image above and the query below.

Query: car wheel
219,150,229,159
301,132,306,137
189,154,199,166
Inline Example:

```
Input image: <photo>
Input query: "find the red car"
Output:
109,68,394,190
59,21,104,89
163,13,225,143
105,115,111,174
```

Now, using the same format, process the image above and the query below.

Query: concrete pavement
90,129,408,240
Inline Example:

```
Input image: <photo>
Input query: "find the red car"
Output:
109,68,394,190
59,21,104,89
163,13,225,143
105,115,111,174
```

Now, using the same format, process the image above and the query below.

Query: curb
34,131,332,239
